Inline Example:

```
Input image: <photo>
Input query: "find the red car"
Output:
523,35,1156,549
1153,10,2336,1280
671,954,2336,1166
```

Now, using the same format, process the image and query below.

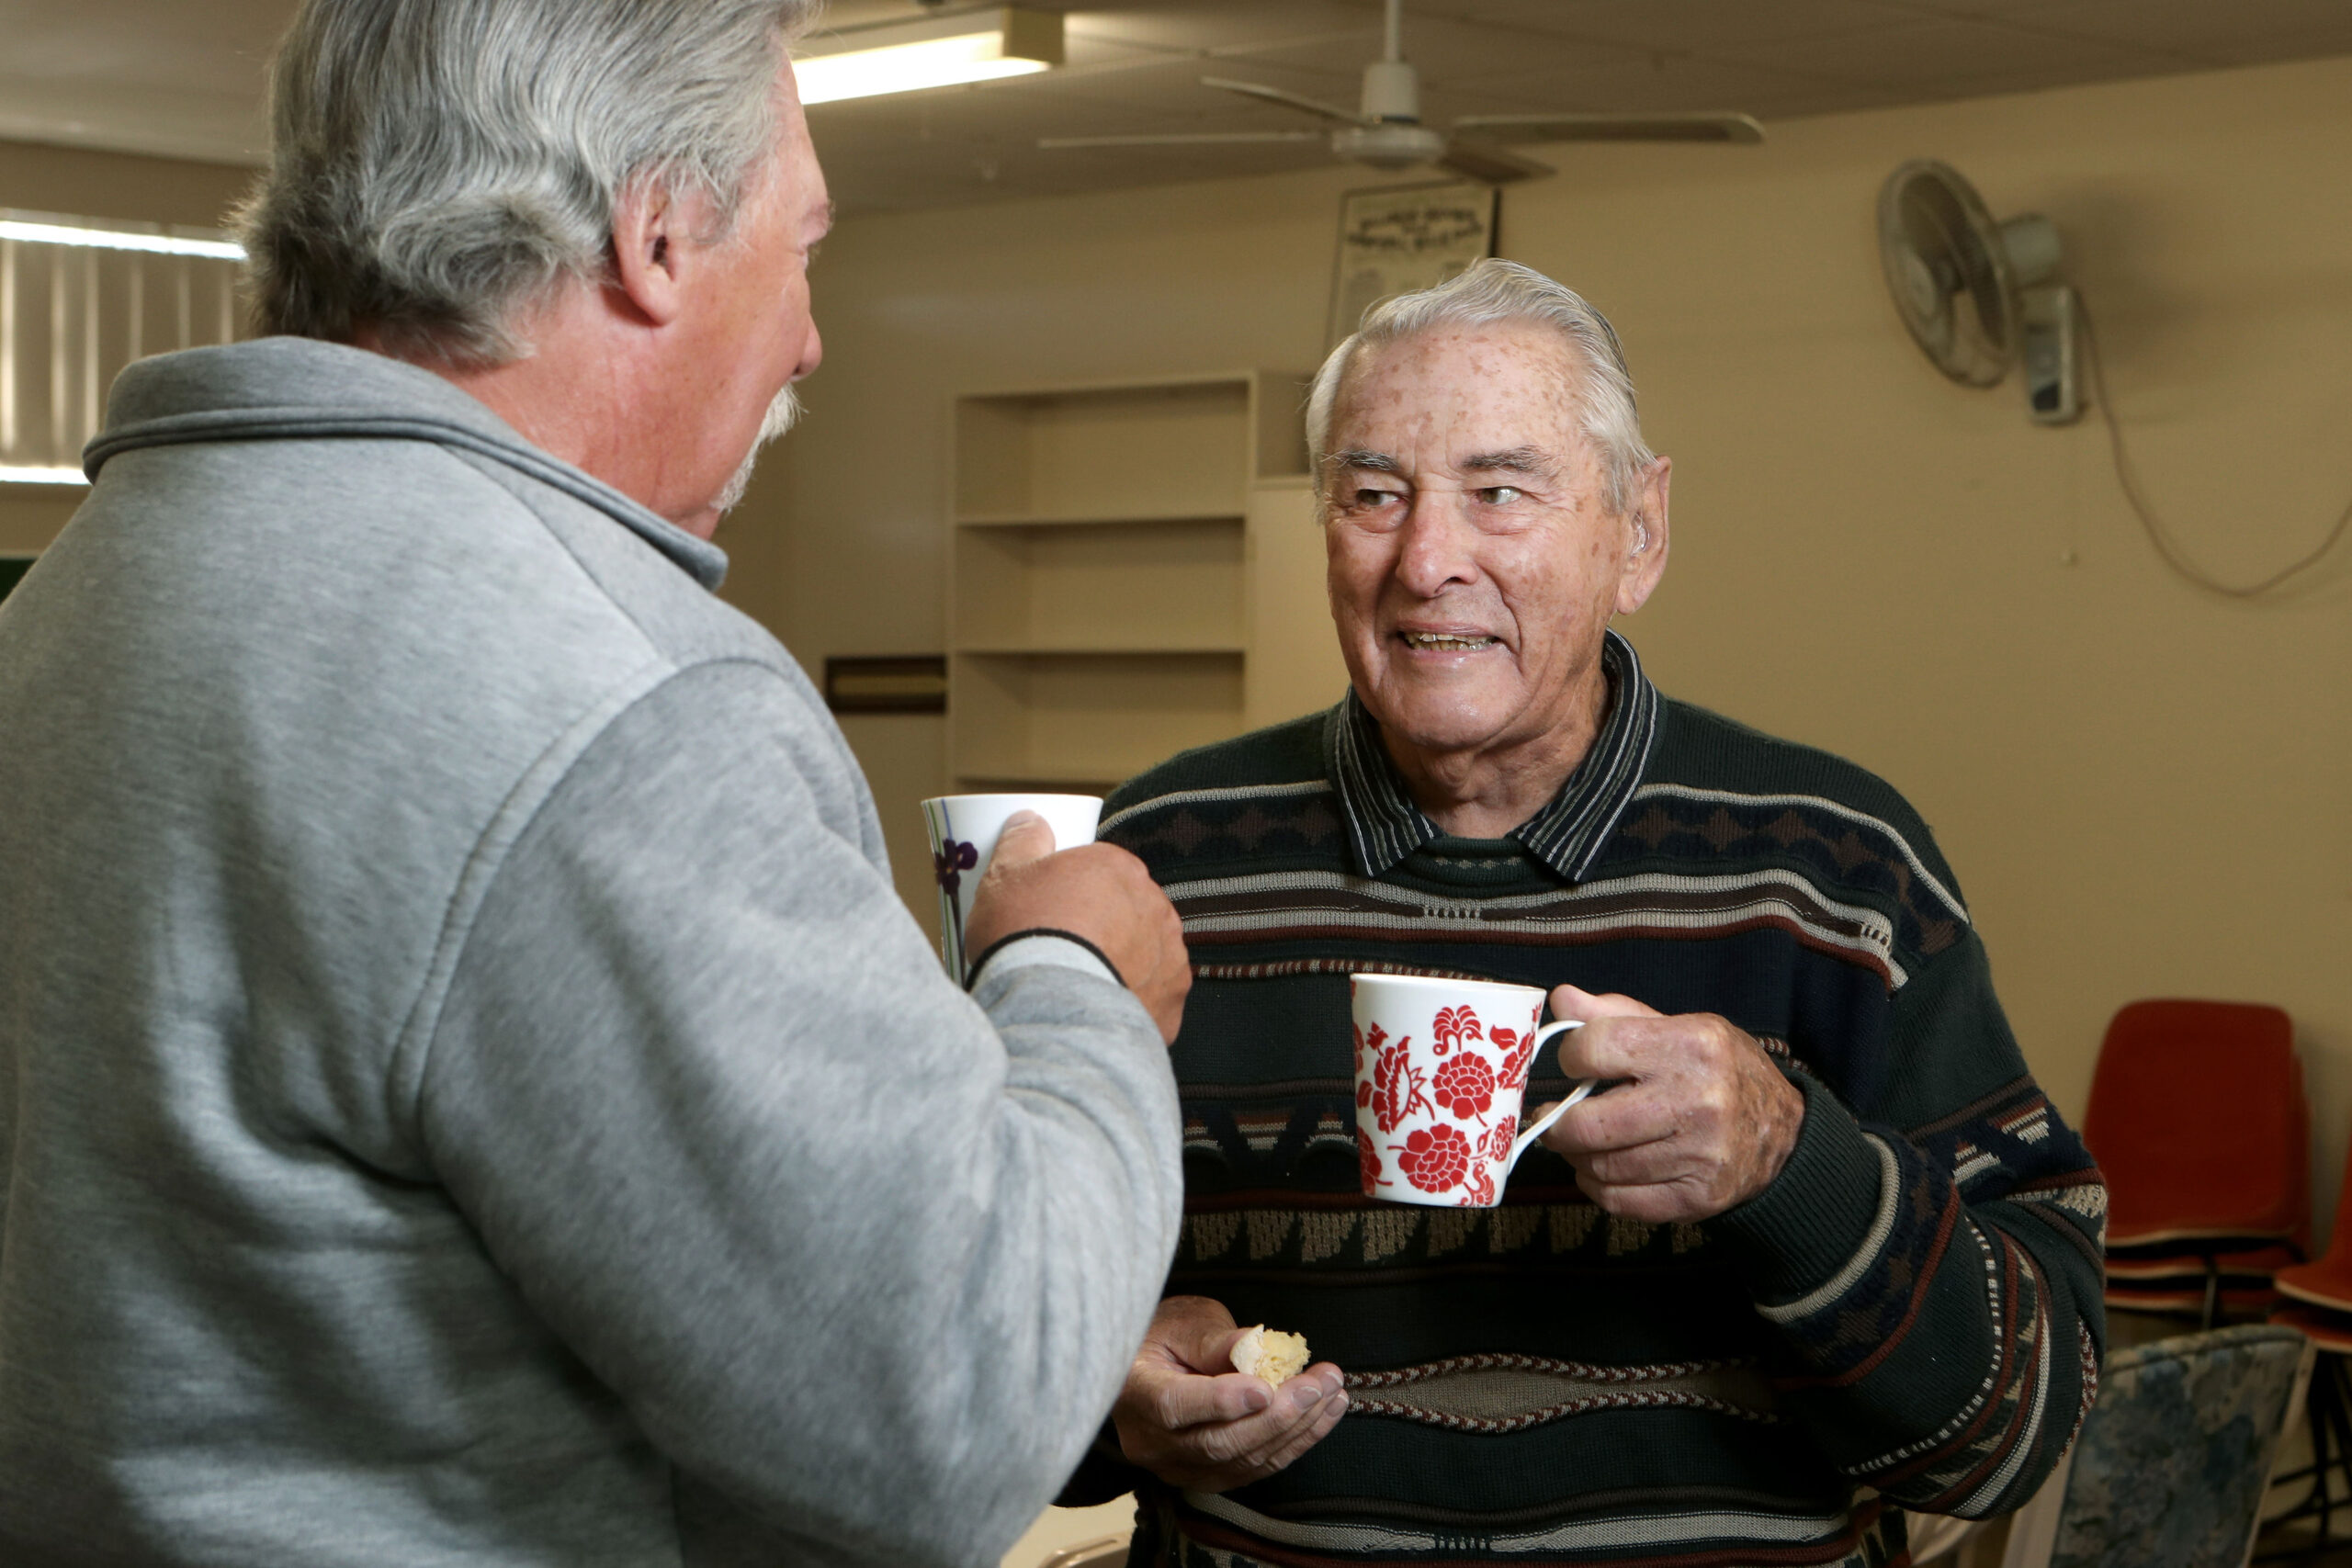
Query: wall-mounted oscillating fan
1877,160,2352,592
1878,159,2077,422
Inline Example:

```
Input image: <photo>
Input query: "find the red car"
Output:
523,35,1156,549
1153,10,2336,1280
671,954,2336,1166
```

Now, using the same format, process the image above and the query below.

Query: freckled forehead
1331,323,1587,458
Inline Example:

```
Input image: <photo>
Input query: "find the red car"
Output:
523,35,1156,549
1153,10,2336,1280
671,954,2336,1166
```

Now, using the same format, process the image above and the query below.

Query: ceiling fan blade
1437,141,1553,185
1448,111,1766,146
1038,131,1326,149
1201,76,1372,127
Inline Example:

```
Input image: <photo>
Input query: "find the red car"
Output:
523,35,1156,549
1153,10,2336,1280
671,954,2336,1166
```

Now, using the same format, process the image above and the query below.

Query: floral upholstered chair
1999,1324,2312,1568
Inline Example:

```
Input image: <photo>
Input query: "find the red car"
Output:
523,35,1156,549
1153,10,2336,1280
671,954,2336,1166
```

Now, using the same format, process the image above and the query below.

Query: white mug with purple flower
1351,973,1595,1208
919,794,1103,982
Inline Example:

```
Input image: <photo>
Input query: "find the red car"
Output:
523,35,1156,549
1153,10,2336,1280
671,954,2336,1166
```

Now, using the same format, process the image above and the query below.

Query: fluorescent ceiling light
0,216,243,261
0,465,88,487
797,6,1062,106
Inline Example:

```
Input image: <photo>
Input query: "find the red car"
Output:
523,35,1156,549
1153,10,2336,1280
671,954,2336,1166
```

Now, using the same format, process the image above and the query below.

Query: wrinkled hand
1112,1296,1347,1493
1535,985,1805,1224
962,812,1191,1043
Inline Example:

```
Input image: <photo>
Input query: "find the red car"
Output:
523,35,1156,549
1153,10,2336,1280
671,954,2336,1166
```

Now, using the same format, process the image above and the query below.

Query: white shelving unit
946,370,1340,793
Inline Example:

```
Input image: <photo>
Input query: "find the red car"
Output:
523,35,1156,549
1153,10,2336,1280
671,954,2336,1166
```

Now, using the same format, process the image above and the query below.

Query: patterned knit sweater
1075,632,2107,1568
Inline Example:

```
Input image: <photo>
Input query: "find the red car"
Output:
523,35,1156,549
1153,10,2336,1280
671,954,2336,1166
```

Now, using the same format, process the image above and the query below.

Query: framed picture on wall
1327,180,1498,348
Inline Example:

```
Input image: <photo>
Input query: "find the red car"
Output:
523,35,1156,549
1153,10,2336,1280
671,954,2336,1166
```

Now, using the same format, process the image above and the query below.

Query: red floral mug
1351,973,1594,1208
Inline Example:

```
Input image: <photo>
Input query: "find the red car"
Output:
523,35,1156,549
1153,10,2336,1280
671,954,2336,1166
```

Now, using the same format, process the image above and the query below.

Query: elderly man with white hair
1080,259,2106,1568
0,3,1193,1564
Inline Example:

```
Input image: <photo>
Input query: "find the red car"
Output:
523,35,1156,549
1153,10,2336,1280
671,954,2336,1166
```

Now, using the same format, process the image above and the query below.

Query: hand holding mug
1535,985,1806,1224
1351,974,1597,1208
922,794,1104,979
961,813,1190,1043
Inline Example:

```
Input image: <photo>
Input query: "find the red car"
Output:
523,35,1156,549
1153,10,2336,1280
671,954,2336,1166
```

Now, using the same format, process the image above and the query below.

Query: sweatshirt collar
84,336,730,592
1323,627,1660,882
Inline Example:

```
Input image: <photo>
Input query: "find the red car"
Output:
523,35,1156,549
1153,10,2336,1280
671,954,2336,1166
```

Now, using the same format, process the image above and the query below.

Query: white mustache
715,382,804,514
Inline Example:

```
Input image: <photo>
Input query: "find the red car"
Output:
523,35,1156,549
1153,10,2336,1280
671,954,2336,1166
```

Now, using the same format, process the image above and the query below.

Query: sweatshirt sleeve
1704,930,2107,1518
413,660,1184,1566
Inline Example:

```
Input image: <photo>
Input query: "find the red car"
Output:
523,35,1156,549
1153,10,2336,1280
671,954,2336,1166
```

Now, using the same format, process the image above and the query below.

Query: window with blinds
0,209,246,484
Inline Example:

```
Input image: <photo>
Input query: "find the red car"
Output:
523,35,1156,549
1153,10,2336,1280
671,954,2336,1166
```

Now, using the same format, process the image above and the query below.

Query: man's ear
1616,455,1671,615
609,177,687,328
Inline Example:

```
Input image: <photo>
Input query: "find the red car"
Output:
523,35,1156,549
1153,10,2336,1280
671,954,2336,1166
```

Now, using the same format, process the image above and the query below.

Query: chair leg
2324,1360,2352,1544
2319,1375,2334,1547
2308,1359,2349,1547
2256,1357,2350,1561
2202,1257,2222,1331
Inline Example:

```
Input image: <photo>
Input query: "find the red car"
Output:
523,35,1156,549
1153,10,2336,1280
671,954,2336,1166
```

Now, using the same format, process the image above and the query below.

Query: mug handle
1505,1020,1596,1176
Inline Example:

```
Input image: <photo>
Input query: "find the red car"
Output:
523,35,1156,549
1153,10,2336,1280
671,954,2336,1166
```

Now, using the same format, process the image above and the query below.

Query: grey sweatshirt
0,338,1182,1567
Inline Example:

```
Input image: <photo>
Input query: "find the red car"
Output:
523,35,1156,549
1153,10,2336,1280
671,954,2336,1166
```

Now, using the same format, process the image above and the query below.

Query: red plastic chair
2266,1136,2352,1548
2083,999,2307,1325
2277,1144,2352,1327
2104,1244,2304,1320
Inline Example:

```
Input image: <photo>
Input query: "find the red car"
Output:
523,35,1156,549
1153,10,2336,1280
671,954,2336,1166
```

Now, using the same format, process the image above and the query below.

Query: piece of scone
1229,1325,1310,1387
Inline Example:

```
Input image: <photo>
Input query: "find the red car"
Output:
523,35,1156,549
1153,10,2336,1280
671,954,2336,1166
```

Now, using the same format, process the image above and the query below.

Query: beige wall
741,52,2352,1233
0,138,254,229
0,139,255,554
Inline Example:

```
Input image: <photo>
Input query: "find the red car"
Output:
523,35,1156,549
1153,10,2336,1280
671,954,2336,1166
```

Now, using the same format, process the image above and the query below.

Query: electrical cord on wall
2077,295,2352,598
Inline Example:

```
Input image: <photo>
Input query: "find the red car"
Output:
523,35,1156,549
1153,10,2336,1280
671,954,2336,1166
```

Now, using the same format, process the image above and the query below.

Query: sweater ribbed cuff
1702,1071,1892,1309
964,928,1125,993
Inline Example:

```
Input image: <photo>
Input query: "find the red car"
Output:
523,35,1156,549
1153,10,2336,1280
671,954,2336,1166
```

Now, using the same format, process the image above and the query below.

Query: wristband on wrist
963,928,1128,992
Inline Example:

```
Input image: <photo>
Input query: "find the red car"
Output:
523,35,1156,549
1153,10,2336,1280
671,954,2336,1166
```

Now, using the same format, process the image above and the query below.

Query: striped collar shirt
1323,627,1661,883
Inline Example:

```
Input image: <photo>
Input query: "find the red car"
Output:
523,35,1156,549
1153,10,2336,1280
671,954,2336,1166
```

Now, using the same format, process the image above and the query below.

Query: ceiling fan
1039,0,1763,184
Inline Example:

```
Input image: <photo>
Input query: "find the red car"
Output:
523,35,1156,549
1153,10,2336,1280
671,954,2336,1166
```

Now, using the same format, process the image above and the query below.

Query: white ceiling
6,0,2352,215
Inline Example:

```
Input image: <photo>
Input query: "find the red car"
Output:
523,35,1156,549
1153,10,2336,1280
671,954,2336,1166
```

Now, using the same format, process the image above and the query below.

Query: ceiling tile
1050,59,1368,124
1465,53,1847,117
1984,0,2352,67
814,54,1216,130
1222,13,1653,88
2206,27,2352,67
1057,28,1190,73
806,0,956,28
1427,0,1919,54
1702,15,2180,89
1061,1,1378,56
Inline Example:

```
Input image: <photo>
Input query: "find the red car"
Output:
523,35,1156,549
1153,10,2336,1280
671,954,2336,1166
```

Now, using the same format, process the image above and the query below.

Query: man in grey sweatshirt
0,3,1196,1564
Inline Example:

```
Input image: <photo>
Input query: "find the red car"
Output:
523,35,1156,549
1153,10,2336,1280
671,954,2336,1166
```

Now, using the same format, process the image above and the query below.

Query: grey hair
1306,258,1657,518
239,0,819,364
